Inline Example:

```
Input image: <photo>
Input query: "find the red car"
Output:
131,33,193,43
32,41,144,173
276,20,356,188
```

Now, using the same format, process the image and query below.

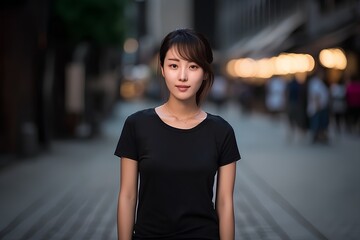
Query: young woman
115,28,241,240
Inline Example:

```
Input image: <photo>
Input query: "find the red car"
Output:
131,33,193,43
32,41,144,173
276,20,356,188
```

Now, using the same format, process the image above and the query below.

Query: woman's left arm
216,161,237,240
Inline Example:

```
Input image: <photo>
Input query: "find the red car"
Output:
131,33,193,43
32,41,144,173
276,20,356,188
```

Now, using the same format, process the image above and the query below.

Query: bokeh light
123,38,139,54
319,48,347,70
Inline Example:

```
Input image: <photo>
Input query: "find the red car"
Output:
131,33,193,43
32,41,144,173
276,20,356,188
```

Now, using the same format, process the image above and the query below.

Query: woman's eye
169,64,177,69
189,65,199,70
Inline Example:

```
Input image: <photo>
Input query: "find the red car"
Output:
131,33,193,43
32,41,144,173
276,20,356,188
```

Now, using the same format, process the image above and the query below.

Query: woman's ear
161,66,165,78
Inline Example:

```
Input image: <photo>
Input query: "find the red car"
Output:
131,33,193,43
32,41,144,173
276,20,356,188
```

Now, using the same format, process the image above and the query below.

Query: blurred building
0,0,51,159
215,0,359,111
134,0,358,60
1,0,359,160
217,0,359,58
0,0,123,161
133,0,217,63
134,0,359,96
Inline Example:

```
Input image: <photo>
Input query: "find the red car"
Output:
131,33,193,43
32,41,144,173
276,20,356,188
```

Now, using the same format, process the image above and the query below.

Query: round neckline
152,108,209,132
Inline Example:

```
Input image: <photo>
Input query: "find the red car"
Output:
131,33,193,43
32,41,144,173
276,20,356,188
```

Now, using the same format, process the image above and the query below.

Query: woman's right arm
117,157,138,240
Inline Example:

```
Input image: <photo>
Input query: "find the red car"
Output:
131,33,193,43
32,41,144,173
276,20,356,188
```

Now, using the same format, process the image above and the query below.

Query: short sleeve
114,116,138,160
218,125,241,166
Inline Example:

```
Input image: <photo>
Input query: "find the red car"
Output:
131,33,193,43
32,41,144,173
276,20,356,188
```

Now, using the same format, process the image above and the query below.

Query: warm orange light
234,58,256,78
305,54,315,72
120,81,145,99
226,59,237,78
123,38,139,54
333,48,347,70
225,52,315,84
275,54,292,75
319,48,347,70
256,58,274,78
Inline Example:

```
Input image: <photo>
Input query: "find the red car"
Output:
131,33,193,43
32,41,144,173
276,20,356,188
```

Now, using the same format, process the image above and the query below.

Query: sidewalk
0,117,122,239
0,99,359,240
219,101,360,240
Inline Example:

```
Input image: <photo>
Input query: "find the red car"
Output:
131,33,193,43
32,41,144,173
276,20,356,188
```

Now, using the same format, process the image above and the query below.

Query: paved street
0,99,359,240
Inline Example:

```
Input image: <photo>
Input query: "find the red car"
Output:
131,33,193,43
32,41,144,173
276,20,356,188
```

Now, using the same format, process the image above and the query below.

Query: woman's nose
179,68,188,82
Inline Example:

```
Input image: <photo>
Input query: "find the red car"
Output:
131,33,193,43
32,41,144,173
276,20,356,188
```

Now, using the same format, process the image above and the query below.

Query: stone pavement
0,99,359,240
219,101,360,240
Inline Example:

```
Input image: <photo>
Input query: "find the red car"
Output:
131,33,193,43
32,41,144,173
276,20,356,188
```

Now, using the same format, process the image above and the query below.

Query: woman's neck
155,98,206,129
165,99,199,119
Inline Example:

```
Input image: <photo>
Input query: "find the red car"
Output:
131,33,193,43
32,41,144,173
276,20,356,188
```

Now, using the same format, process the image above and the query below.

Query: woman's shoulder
126,108,156,122
206,112,234,130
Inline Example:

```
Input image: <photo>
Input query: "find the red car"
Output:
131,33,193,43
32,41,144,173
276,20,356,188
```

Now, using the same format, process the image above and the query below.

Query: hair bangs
172,42,202,65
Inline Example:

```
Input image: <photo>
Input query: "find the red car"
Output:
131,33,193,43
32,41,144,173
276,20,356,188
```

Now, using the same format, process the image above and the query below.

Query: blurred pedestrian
345,73,360,134
115,29,240,240
209,74,228,111
330,74,347,133
307,69,330,143
235,82,254,115
265,75,286,118
285,75,308,141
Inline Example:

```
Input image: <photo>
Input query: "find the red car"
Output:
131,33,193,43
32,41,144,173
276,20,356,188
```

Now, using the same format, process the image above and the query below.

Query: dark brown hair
159,28,214,105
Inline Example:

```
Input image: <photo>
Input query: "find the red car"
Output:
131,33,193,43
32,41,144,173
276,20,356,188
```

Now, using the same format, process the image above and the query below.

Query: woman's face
161,47,205,103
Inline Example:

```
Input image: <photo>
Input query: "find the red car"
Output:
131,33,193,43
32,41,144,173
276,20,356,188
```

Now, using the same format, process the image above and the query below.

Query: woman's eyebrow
167,58,180,62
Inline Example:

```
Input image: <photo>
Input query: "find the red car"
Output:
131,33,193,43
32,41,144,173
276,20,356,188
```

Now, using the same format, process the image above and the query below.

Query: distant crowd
264,69,360,143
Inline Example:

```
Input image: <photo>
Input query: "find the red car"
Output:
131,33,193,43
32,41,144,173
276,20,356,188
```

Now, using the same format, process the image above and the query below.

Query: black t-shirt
114,108,240,239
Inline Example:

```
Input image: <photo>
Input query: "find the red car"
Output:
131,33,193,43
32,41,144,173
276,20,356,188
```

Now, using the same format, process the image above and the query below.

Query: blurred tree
49,0,130,139
55,0,127,46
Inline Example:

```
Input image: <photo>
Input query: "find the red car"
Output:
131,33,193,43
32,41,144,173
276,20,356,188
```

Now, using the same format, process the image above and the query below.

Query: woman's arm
117,157,138,240
216,162,237,240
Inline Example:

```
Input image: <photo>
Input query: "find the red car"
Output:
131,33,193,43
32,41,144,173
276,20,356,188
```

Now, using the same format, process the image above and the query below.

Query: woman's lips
175,85,190,92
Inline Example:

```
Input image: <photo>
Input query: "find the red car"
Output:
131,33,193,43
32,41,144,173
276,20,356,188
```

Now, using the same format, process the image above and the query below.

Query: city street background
1,1,360,239
0,99,359,240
